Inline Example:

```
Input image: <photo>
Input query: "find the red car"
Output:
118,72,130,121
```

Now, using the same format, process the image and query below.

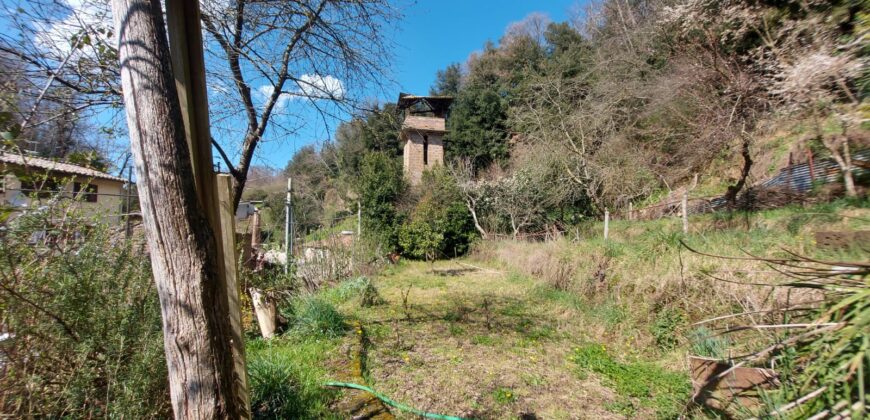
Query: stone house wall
402,130,444,185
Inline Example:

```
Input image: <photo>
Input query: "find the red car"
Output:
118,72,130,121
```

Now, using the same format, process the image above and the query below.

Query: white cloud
295,74,345,100
34,0,114,58
257,85,293,110
257,74,345,110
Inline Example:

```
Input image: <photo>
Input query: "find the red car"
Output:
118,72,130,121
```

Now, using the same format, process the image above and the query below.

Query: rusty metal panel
689,356,779,412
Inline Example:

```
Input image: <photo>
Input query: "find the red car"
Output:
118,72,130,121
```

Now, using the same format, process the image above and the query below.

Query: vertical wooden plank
165,2,247,415
216,174,251,418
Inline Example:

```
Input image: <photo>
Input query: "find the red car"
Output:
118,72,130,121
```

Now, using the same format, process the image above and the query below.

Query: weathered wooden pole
111,0,243,417
250,208,261,249
284,177,292,274
628,202,633,221
604,208,609,241
681,191,689,234
216,174,250,415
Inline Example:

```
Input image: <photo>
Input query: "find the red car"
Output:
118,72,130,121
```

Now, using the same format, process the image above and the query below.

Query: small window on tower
423,135,429,165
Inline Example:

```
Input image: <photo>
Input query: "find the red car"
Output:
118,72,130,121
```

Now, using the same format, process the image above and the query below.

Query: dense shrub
0,204,169,417
357,151,406,252
398,167,476,259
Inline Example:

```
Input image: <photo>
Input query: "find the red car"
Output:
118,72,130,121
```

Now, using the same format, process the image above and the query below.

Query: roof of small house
402,115,446,133
0,151,127,182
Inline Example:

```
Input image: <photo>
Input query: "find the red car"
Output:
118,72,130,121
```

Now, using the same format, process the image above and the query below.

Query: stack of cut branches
684,241,868,419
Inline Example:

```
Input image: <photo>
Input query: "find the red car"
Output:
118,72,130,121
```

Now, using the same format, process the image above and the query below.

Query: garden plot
335,260,689,419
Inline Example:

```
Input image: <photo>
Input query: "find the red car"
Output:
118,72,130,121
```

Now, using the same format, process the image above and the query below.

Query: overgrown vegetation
570,343,690,418
0,203,169,417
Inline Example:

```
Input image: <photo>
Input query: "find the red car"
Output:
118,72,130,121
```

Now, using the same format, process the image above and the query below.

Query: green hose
324,381,467,420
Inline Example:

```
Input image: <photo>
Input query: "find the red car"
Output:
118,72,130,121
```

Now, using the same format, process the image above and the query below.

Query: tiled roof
0,151,126,182
402,116,446,132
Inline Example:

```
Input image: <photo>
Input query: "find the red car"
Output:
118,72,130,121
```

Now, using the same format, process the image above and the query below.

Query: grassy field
247,199,869,419
335,260,692,419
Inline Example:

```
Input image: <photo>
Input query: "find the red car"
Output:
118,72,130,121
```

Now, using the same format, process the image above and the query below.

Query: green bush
357,152,405,252
650,307,687,350
0,203,169,417
398,167,476,260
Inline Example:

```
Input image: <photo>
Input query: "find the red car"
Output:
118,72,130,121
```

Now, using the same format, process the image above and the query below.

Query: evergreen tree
429,63,462,96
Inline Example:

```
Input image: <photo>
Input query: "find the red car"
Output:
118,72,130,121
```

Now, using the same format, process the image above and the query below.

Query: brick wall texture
403,129,444,185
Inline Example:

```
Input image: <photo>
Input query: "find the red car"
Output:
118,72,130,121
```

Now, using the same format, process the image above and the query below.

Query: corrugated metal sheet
760,149,869,193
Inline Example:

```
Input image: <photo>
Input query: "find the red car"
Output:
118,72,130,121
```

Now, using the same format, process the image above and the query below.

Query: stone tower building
397,93,453,185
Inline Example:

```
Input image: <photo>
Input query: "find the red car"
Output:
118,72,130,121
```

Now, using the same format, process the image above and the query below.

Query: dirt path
336,260,629,419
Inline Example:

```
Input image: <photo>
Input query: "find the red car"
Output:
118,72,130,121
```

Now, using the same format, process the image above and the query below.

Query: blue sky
0,0,581,172
252,0,580,169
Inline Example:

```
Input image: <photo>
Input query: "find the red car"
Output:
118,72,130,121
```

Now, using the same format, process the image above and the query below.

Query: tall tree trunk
111,0,239,417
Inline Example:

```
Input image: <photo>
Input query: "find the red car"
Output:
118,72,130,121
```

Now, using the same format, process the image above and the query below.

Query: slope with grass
246,199,868,419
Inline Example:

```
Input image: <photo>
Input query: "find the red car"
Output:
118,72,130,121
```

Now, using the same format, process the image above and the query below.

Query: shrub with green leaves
398,167,476,260
651,307,687,350
357,151,405,252
0,203,169,417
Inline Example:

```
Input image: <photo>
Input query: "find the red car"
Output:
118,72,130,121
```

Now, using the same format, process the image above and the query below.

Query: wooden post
604,208,609,241
357,201,361,237
682,191,689,234
216,174,250,417
124,164,133,239
628,202,633,221
250,209,261,249
164,1,248,416
284,178,292,274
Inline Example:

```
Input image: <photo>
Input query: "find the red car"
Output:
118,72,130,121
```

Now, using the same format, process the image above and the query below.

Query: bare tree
199,0,398,208
110,0,238,416
449,158,489,239
2,0,398,207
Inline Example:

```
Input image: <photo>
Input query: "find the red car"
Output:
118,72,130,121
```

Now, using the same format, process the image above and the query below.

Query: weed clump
569,343,690,418
650,307,687,350
287,297,347,338
247,338,340,419
358,278,385,307
688,327,729,359
492,387,516,404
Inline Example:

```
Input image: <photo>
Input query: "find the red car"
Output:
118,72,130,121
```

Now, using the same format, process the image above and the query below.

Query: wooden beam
164,1,250,417
217,173,250,415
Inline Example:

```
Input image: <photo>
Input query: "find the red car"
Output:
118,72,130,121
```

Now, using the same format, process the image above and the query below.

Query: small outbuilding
397,93,453,185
